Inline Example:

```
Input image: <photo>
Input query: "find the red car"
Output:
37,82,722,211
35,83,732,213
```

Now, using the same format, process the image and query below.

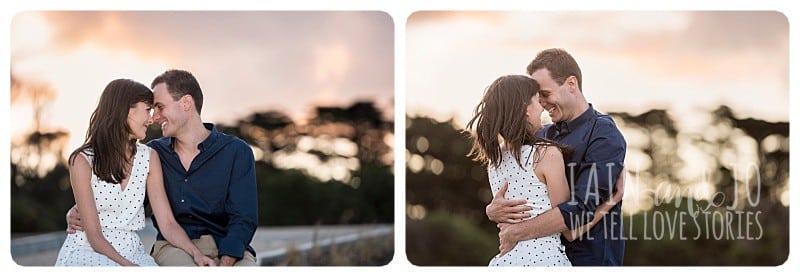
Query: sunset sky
10,11,394,155
407,11,789,129
406,11,790,212
2,3,797,272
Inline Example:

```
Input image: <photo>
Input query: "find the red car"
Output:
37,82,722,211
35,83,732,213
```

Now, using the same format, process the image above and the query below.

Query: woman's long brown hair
466,75,571,168
69,79,153,184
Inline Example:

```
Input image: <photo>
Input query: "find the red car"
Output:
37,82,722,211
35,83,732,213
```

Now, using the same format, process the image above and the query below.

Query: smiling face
152,82,188,138
127,102,153,140
530,68,578,123
526,93,544,131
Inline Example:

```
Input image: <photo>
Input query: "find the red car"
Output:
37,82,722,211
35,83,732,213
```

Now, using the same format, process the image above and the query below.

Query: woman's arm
536,146,589,242
537,146,571,208
69,153,136,266
146,149,215,266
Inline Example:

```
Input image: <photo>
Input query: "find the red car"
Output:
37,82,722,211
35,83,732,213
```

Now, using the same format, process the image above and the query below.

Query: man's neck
173,119,210,153
564,101,591,123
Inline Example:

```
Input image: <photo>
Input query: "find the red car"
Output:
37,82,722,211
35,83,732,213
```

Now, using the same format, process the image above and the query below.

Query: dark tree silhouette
406,105,788,266
12,101,394,233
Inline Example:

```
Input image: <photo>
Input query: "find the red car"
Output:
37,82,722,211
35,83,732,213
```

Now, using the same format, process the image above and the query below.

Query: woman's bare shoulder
539,144,564,167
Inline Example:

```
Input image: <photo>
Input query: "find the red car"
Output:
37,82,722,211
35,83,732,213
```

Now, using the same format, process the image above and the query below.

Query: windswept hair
69,79,153,184
466,75,571,168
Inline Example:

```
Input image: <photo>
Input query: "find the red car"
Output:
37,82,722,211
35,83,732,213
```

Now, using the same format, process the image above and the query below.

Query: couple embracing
468,49,627,266
55,70,258,266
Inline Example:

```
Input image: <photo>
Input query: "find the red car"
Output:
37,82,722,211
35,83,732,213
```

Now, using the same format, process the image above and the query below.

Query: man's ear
180,94,194,111
566,76,579,93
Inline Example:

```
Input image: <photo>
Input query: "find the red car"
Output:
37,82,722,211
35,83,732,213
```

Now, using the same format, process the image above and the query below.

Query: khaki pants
151,235,257,266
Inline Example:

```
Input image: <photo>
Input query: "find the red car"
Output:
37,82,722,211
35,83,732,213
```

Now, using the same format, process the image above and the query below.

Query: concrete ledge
11,223,394,266
257,227,393,265
11,232,67,257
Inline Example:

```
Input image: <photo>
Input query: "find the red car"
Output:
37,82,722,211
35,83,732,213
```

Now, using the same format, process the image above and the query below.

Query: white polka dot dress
488,144,571,267
55,143,158,266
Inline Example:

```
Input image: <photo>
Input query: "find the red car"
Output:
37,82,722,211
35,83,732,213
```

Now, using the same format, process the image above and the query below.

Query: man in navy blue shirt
486,49,626,265
68,70,258,266
145,69,258,266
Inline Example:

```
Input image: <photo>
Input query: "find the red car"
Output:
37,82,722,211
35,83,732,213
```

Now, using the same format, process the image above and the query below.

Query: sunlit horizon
406,11,790,214
407,11,788,130
11,11,395,163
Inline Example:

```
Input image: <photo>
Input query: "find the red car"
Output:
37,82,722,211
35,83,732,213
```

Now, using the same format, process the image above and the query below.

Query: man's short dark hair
526,48,583,91
152,69,204,114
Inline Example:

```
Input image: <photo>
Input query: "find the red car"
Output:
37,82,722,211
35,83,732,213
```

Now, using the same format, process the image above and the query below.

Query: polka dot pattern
487,144,571,267
55,143,158,266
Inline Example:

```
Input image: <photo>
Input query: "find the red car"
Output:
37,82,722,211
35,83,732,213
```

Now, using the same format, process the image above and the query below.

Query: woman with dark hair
55,79,215,266
467,75,621,266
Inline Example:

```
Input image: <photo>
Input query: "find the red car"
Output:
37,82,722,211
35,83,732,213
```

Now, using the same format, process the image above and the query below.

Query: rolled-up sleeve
558,118,626,230
218,141,259,260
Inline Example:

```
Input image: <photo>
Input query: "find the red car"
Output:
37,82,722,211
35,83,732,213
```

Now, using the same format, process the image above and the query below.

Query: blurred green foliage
406,105,788,266
406,210,496,266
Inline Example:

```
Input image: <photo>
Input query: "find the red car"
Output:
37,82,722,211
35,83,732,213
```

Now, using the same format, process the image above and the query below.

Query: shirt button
184,178,188,182
181,199,185,203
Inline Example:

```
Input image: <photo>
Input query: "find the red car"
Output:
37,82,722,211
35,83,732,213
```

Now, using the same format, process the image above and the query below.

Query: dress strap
79,149,94,167
137,143,149,159
530,145,547,171
138,144,151,172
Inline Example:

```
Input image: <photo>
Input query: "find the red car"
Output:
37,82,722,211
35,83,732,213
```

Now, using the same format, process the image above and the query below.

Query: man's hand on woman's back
65,205,83,234
486,183,532,224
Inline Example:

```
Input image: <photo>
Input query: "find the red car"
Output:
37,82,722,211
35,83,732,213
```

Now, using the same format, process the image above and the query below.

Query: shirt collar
198,123,219,152
166,123,219,152
554,104,596,135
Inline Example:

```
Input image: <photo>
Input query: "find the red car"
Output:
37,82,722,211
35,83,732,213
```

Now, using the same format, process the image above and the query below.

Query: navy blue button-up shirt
537,105,626,266
147,123,258,260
